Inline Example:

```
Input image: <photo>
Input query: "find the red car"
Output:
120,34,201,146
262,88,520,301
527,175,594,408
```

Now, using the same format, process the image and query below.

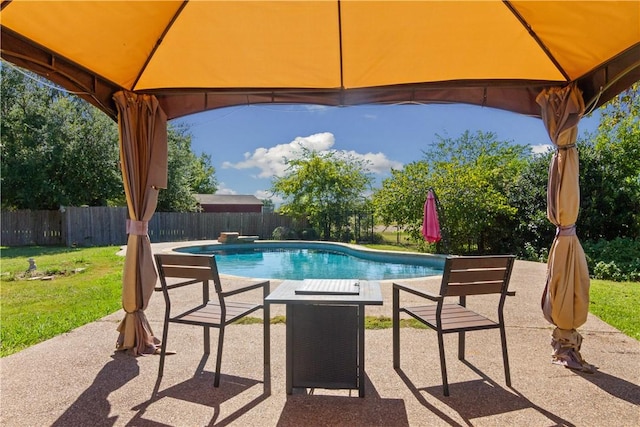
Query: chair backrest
154,253,223,294
440,255,515,297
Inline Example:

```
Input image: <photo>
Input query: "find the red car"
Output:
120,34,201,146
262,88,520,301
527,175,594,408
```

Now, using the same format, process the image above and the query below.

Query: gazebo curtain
114,91,168,356
536,84,594,372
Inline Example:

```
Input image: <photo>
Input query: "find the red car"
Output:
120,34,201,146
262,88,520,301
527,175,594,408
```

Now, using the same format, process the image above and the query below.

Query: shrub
300,228,318,240
593,261,623,281
271,226,298,240
522,242,549,263
582,238,640,281
370,232,385,244
340,228,354,243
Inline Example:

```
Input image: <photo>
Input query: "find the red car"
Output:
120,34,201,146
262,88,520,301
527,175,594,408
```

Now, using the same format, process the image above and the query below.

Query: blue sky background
174,103,601,203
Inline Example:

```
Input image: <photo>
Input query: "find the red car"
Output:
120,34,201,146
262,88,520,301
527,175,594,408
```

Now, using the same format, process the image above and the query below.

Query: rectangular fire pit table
265,279,383,397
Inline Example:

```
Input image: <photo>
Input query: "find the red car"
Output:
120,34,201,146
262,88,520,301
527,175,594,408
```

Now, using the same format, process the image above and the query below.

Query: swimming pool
172,241,445,280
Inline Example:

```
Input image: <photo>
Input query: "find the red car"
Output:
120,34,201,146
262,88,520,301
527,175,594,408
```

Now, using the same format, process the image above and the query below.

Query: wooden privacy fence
1,207,301,247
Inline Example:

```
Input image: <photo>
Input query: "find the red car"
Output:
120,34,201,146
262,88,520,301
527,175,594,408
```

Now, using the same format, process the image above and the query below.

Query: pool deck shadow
1,241,638,426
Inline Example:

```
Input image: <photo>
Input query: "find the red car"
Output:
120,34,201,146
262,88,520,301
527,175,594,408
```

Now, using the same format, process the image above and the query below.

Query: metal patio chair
393,255,516,396
154,253,270,391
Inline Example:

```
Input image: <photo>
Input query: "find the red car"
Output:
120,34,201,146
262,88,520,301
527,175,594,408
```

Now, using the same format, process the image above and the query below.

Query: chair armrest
221,280,270,297
506,290,516,297
155,278,201,292
393,282,442,302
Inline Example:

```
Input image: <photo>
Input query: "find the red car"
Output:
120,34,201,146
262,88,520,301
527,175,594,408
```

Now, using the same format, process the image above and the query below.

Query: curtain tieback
126,219,149,235
556,225,576,237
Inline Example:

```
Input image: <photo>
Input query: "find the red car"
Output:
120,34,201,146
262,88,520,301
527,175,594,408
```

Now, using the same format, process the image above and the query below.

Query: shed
195,194,263,213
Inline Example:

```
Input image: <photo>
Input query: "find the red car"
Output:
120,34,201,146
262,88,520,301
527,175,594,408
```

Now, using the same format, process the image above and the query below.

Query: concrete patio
1,253,638,426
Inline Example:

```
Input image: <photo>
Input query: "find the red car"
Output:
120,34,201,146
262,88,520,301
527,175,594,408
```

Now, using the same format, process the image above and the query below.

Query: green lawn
0,246,124,356
1,245,638,357
589,279,639,340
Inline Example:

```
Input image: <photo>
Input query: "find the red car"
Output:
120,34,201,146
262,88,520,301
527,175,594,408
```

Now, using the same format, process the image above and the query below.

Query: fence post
61,207,70,247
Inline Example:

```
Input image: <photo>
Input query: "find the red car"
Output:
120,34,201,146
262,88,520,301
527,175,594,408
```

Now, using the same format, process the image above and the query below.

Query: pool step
218,232,258,243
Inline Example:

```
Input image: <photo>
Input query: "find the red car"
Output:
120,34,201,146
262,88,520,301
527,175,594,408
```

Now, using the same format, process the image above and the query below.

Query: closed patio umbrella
422,189,441,244
537,84,594,373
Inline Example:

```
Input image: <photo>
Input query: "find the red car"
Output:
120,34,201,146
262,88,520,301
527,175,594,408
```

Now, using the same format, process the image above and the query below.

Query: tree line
1,65,217,212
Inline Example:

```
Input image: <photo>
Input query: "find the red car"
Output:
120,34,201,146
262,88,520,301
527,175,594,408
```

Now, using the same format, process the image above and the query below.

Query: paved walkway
1,245,639,426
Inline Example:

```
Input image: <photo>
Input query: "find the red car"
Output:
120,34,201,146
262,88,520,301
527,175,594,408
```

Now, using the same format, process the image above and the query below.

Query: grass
372,229,421,252
0,246,124,357
364,243,418,252
589,279,640,340
1,245,638,357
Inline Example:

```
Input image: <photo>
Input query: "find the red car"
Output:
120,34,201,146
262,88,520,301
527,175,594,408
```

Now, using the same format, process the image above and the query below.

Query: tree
374,131,529,254
373,161,431,243
156,124,218,212
1,65,217,212
577,82,640,240
1,66,122,209
507,149,555,259
271,147,373,240
261,198,275,213
500,83,639,259
425,131,529,254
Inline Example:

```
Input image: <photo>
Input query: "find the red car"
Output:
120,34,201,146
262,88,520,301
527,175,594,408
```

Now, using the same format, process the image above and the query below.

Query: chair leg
204,325,210,354
158,322,170,381
437,331,449,396
214,325,225,387
392,287,400,368
458,331,466,360
500,325,512,387
264,306,271,394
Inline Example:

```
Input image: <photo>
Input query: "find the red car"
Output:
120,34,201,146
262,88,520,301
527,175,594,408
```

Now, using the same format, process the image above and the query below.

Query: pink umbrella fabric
422,189,441,243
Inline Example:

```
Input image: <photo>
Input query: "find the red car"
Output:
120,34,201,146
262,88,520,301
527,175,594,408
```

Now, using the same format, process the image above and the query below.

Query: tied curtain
114,91,168,356
536,84,594,372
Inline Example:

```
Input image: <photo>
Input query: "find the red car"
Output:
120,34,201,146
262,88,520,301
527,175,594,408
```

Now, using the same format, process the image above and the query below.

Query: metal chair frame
393,255,516,396
154,253,270,391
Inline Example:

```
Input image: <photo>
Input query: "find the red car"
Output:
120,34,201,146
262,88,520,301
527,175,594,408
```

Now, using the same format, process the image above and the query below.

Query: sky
174,103,601,204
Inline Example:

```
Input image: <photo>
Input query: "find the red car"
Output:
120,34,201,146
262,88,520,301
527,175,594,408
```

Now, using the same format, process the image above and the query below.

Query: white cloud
255,189,284,204
222,132,334,178
531,144,553,155
214,184,237,195
343,150,403,174
222,132,402,178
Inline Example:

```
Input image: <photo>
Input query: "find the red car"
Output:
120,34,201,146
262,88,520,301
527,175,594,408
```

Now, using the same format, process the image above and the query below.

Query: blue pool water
175,243,443,280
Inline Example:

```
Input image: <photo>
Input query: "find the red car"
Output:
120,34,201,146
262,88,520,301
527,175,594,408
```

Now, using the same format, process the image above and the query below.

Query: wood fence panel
109,207,127,244
0,210,63,246
150,212,185,242
64,206,127,247
66,207,90,246
1,207,304,247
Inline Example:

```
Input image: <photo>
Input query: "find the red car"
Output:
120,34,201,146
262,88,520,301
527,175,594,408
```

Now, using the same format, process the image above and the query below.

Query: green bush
340,228,354,243
300,228,318,240
271,226,298,240
583,238,640,281
593,261,623,281
522,242,549,263
370,232,385,244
